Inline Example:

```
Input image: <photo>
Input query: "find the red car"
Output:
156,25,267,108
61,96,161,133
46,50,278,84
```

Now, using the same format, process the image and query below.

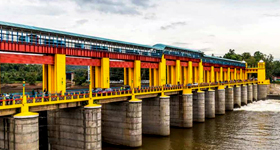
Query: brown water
103,100,280,150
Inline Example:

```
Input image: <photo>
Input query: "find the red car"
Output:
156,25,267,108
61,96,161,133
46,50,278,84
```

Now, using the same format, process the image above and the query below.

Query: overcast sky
0,0,279,59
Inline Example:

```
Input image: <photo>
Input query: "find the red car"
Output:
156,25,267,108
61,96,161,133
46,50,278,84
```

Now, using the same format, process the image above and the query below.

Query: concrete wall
247,84,253,103
102,101,142,147
234,86,241,108
170,94,193,128
215,89,225,115
142,96,170,136
48,107,101,150
258,84,268,100
241,85,248,106
253,84,258,101
193,91,205,122
205,90,215,119
225,87,234,111
0,116,39,150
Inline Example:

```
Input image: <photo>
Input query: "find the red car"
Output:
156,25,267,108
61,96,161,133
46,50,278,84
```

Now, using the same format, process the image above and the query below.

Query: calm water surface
103,100,280,150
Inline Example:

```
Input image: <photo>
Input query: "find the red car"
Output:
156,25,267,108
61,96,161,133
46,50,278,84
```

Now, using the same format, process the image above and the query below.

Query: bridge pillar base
48,107,102,150
225,87,234,111
170,94,193,128
241,85,248,106
102,101,142,147
258,84,268,100
143,96,170,136
193,91,205,123
253,84,258,101
215,88,225,115
247,84,253,103
234,86,241,108
205,90,215,119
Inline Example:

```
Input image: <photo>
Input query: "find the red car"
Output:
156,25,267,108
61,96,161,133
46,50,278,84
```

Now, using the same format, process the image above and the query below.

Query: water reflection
103,100,280,150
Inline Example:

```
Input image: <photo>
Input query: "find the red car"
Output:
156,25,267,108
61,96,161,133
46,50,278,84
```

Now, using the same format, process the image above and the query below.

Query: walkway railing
0,80,258,111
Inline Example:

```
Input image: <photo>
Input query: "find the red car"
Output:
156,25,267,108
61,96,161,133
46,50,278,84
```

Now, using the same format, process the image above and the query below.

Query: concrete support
241,85,248,106
225,87,234,111
0,115,39,150
48,107,102,150
193,91,205,123
142,96,170,136
170,94,193,128
102,101,142,147
205,90,215,119
234,86,241,108
258,84,268,100
253,84,258,101
215,89,225,115
247,84,253,103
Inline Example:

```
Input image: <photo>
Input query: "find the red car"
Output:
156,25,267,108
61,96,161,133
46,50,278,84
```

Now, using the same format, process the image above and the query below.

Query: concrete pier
215,88,225,115
247,84,253,103
241,85,248,106
48,107,102,150
225,87,234,111
143,96,170,136
0,114,39,150
193,91,205,123
205,90,215,119
170,94,193,128
258,84,268,100
102,101,142,147
234,86,241,108
253,84,258,101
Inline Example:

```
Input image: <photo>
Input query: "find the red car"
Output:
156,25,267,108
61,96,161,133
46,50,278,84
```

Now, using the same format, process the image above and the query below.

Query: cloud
209,34,216,37
263,14,280,17
172,42,190,46
160,22,187,30
199,48,213,52
131,0,150,7
144,13,156,20
76,19,88,25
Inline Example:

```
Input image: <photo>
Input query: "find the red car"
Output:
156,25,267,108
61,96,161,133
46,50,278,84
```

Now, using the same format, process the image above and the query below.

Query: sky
0,0,280,59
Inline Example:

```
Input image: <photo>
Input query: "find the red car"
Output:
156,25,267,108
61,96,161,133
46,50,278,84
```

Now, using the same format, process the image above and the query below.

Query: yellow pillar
128,68,133,87
101,58,110,88
158,55,166,86
188,61,193,84
245,63,248,80
149,68,152,86
183,67,188,85
54,54,66,94
211,66,215,83
220,67,223,82
240,68,243,80
198,60,203,83
133,60,141,88
90,66,94,90
207,70,210,83
216,71,219,82
175,60,181,84
194,66,198,83
228,68,231,81
95,66,101,88
124,68,127,85
166,66,170,84
258,61,266,83
234,68,237,80
42,64,48,92
171,66,176,85
153,68,159,86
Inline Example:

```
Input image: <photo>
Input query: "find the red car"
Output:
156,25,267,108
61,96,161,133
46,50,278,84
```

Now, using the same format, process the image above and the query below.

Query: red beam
223,68,227,72
0,53,53,65
166,60,176,66
181,62,188,67
204,67,211,71
141,62,159,68
0,41,161,62
66,57,100,66
110,61,134,68
193,62,198,67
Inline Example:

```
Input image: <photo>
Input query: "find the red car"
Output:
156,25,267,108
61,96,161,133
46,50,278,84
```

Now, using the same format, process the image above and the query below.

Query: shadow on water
103,100,280,150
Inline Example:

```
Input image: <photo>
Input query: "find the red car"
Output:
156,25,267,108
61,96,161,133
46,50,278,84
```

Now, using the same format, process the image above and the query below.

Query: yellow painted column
207,70,210,83
153,68,159,86
220,67,223,82
240,69,243,80
234,68,237,80
228,68,231,81
94,66,101,88
176,60,181,84
124,68,127,85
216,71,219,82
188,61,193,84
128,68,133,87
211,66,215,83
54,54,66,94
257,61,266,83
101,58,110,88
158,55,166,86
149,68,152,86
90,66,94,90
166,66,170,84
47,64,55,93
194,66,198,83
133,60,141,88
245,63,248,80
198,60,203,83
183,67,187,85
171,66,175,85
42,64,48,91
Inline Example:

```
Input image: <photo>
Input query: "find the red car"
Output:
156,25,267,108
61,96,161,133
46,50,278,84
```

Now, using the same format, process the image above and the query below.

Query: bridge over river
0,21,270,150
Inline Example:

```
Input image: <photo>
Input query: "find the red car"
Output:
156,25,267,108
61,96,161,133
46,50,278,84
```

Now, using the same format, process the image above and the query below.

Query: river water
103,100,280,150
